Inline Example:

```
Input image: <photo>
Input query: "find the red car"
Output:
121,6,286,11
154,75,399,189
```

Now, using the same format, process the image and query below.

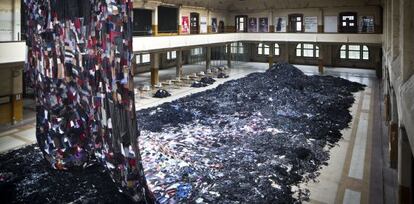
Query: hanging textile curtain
24,0,153,202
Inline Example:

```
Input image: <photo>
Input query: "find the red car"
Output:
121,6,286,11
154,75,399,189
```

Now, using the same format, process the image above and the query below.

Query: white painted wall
132,33,383,52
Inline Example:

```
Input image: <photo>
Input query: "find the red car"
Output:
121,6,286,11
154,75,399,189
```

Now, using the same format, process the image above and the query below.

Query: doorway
190,12,200,34
235,15,248,32
339,12,358,33
288,14,304,32
219,21,225,33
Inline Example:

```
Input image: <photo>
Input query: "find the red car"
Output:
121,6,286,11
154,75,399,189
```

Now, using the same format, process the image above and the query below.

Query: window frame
136,53,151,65
228,42,244,54
288,14,304,33
296,43,319,58
257,43,280,56
338,12,358,33
339,44,370,60
235,15,248,32
167,51,177,60
191,48,203,56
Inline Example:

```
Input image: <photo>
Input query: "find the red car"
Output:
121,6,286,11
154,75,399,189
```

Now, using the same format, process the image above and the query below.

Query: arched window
274,43,280,56
258,43,270,55
258,43,280,56
340,45,369,60
296,43,319,58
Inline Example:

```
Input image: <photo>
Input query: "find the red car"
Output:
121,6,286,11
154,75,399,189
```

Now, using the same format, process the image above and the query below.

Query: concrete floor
0,62,393,204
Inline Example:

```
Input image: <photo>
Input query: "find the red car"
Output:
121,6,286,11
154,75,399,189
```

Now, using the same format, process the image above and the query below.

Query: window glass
275,43,280,56
296,49,302,57
296,22,302,31
142,54,150,63
264,47,270,55
348,51,361,59
340,51,347,59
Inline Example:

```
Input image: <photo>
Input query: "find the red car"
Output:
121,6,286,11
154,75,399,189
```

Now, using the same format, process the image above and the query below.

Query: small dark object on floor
153,89,171,98
200,77,216,85
217,72,229,78
191,81,208,88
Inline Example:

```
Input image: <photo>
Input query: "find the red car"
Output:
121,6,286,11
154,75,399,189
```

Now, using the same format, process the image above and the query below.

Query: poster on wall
248,18,258,32
212,18,218,32
304,16,318,32
274,17,287,32
182,16,189,33
359,16,375,33
200,16,207,33
259,17,268,32
324,16,338,32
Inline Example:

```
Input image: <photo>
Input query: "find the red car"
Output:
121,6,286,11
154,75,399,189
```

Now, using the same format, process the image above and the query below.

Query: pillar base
389,122,398,169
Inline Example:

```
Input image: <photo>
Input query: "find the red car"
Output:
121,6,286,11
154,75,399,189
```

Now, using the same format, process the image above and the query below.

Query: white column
391,0,400,60
400,0,414,83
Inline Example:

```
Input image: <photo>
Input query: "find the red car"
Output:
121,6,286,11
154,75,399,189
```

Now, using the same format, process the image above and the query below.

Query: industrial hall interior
0,0,413,203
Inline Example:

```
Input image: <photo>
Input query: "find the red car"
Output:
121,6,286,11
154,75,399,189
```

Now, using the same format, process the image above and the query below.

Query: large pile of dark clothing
137,63,365,203
0,63,365,203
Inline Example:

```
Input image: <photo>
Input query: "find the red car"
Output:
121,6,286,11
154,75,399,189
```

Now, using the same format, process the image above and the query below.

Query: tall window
339,12,358,33
136,53,150,64
191,48,203,56
296,43,319,58
229,42,244,54
289,14,303,32
257,43,270,55
167,51,176,60
275,43,280,56
340,45,369,60
235,16,248,32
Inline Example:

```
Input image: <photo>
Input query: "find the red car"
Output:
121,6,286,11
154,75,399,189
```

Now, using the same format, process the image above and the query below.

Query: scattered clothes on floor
153,89,172,98
200,77,216,85
217,72,229,78
137,63,365,203
191,81,208,88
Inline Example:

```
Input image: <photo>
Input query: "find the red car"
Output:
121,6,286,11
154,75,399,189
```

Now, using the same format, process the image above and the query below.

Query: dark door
133,9,152,36
339,12,358,33
219,21,225,33
190,12,199,34
289,14,304,32
235,15,248,32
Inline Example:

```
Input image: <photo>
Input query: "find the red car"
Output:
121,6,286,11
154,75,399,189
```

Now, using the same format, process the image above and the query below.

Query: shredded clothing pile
137,63,365,203
0,63,364,203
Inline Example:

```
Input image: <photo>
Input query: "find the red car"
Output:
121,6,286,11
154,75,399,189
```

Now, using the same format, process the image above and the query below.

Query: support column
400,0,414,83
206,46,211,70
318,44,324,74
391,0,400,60
398,128,413,204
226,44,232,68
152,7,158,36
177,6,182,35
11,65,23,124
284,42,290,63
176,50,183,78
268,43,275,68
150,53,160,86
